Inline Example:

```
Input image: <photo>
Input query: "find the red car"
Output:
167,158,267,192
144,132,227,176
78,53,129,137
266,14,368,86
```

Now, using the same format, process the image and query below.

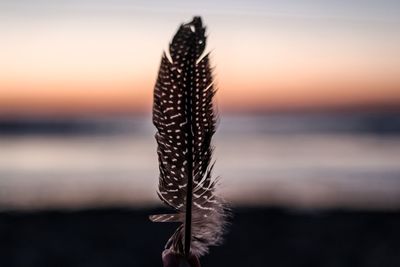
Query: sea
0,112,399,210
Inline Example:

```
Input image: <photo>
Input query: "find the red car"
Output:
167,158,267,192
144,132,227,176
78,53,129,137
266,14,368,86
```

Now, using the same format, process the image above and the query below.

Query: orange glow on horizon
0,80,151,116
1,75,399,116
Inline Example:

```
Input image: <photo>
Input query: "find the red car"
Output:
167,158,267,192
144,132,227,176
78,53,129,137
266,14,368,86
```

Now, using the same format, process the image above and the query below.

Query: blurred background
0,0,399,266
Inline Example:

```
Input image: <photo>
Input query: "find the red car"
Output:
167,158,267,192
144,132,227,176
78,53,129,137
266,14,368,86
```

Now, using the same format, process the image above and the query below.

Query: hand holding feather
162,249,201,267
150,16,227,261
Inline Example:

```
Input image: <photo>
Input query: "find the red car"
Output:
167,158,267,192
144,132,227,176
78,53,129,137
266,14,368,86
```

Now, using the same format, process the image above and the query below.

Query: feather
150,16,227,258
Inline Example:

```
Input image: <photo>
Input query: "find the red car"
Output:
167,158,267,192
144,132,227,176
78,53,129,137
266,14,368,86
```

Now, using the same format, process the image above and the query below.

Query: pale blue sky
1,0,399,21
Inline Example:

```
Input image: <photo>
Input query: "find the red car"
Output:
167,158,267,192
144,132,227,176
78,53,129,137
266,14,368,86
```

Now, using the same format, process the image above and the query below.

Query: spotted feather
150,16,227,258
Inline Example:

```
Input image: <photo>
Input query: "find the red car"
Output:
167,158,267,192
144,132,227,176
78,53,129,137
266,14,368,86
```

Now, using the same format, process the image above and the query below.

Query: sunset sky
1,0,399,116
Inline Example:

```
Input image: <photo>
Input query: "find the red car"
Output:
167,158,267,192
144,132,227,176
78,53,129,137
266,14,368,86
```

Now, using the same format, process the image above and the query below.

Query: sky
1,0,400,116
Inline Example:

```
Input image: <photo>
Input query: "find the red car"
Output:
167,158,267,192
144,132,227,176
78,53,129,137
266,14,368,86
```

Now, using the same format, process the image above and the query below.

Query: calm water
0,114,399,210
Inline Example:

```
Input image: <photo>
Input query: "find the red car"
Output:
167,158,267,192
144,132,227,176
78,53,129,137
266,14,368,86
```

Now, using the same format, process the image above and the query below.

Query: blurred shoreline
1,111,400,136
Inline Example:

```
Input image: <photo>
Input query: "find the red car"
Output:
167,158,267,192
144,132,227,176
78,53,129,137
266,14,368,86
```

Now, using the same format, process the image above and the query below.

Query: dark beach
0,207,399,267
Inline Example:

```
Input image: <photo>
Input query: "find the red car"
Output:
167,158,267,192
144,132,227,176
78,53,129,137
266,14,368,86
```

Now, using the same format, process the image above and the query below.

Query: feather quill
150,16,227,258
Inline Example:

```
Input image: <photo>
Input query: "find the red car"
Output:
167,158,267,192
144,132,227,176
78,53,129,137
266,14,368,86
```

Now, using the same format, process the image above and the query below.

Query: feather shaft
184,57,194,257
184,117,193,257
